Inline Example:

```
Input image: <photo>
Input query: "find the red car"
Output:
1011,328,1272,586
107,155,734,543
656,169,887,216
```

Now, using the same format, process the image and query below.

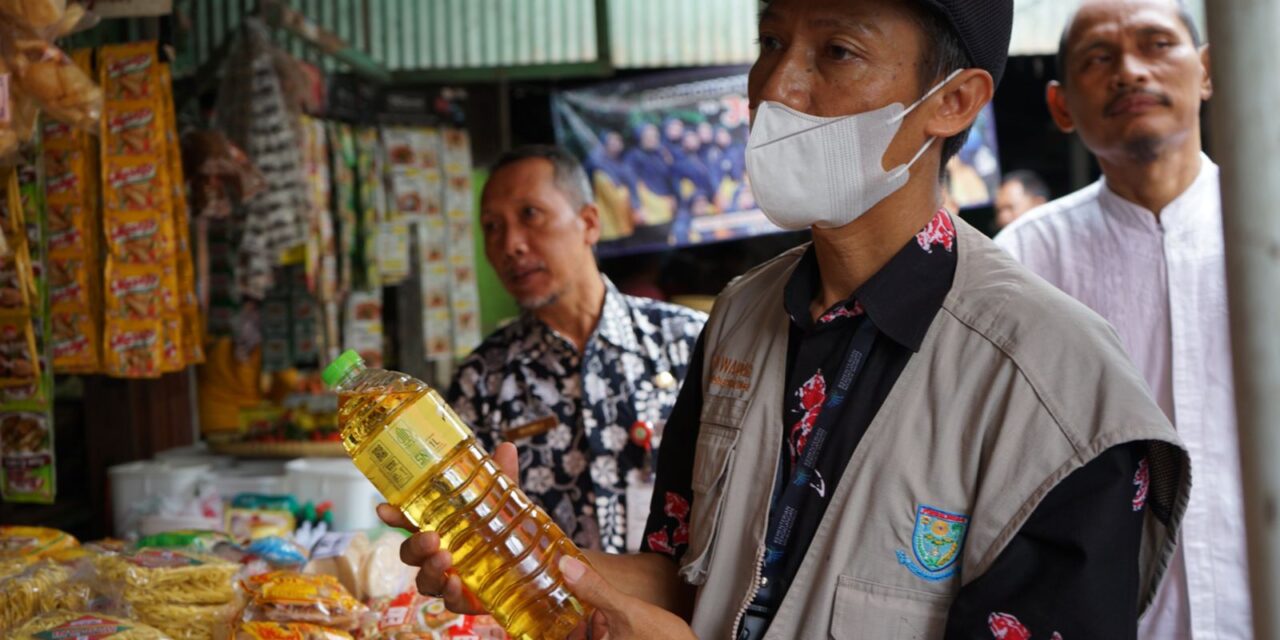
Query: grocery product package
364,587,469,639
0,558,95,632
239,571,368,632
8,611,172,640
0,13,101,132
235,621,352,640
93,548,240,640
94,548,239,606
0,524,78,558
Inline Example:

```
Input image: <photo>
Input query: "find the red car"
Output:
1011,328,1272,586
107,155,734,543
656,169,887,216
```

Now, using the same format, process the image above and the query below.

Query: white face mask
745,70,962,230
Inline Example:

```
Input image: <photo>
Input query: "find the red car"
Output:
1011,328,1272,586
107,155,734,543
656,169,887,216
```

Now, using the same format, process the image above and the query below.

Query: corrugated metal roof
172,0,1209,80
173,0,757,78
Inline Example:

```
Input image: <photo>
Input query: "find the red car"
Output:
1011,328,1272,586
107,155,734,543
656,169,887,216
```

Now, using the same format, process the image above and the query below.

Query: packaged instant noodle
235,622,353,640
131,601,237,640
94,549,238,607
9,612,171,640
0,560,93,632
240,572,368,631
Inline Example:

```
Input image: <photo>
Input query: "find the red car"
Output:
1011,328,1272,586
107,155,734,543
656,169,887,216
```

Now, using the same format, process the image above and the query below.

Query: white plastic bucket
108,460,212,539
284,458,386,532
153,444,235,470
208,471,289,504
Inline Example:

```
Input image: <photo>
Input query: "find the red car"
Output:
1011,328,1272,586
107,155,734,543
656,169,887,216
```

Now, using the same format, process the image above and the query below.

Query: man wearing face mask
384,2,1189,638
997,2,1248,637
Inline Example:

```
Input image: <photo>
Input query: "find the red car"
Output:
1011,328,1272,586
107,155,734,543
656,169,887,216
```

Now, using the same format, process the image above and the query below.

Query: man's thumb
560,555,620,614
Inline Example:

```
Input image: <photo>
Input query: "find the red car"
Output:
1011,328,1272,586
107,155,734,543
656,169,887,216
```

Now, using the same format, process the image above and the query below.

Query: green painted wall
471,169,520,337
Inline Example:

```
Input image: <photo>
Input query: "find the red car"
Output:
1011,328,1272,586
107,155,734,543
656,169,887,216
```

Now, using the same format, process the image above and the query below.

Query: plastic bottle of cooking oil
322,350,591,639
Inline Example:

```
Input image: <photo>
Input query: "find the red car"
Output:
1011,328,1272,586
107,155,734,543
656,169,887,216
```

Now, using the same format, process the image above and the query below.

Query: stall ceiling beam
260,0,391,83
391,60,614,84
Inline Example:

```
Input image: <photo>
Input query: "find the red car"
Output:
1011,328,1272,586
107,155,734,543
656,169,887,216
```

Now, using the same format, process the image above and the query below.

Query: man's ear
1045,81,1076,134
923,68,994,140
580,202,602,246
1199,44,1213,101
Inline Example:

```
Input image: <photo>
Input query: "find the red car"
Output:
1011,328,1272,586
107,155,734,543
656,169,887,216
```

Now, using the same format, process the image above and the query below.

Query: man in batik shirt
447,145,706,553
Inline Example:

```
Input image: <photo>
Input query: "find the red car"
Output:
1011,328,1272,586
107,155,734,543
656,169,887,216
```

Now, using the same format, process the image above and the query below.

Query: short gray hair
488,145,593,210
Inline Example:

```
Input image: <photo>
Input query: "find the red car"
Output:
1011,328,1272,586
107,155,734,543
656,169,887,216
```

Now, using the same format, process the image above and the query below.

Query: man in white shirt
996,1,1250,638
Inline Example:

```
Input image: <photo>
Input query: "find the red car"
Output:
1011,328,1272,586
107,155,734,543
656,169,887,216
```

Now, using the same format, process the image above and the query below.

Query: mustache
1104,88,1173,116
503,261,548,279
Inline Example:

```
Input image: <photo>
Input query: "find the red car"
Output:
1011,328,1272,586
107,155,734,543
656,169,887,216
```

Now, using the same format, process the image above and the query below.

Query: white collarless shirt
995,154,1250,640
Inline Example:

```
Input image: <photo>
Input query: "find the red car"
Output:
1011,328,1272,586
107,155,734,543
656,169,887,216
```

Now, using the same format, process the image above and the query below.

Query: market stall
0,0,504,636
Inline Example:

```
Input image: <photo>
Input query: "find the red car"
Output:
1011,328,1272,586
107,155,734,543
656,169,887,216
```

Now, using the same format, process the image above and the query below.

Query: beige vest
682,220,1189,639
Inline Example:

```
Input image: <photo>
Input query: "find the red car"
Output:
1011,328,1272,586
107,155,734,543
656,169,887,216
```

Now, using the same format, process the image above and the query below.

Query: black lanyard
760,315,879,584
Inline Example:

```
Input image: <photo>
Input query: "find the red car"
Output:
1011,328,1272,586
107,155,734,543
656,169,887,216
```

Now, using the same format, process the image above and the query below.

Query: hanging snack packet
104,101,163,157
103,318,162,378
105,262,176,317
0,319,39,387
159,315,182,373
48,256,90,311
99,42,160,102
0,411,54,502
103,157,170,213
105,211,175,263
51,311,97,372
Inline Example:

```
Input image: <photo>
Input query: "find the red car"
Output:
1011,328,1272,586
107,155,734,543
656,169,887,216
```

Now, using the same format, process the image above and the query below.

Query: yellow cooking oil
323,350,591,639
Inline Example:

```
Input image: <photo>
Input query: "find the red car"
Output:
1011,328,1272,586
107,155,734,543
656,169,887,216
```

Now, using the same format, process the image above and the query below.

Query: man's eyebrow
809,15,883,38
758,6,779,25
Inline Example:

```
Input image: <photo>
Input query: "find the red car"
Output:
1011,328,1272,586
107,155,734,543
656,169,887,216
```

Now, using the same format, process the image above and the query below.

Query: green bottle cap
322,350,364,388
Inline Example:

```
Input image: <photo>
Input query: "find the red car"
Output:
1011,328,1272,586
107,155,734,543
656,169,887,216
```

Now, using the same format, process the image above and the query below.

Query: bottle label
361,394,469,494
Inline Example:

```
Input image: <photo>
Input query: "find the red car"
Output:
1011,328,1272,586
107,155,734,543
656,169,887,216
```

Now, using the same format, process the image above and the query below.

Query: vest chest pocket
680,400,743,584
830,576,950,640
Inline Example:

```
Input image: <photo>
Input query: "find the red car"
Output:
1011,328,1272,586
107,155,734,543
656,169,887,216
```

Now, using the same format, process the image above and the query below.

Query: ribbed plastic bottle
322,350,591,639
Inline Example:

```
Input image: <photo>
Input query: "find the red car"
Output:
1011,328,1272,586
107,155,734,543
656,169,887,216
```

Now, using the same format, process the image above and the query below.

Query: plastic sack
0,31,101,132
0,1,95,40
239,571,368,631
8,611,172,640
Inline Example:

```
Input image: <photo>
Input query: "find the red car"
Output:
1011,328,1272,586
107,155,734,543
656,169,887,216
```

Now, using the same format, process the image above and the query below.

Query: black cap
917,0,1015,87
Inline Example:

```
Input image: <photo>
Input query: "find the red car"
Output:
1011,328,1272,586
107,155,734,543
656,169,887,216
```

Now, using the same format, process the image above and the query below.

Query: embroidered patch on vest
895,504,969,581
